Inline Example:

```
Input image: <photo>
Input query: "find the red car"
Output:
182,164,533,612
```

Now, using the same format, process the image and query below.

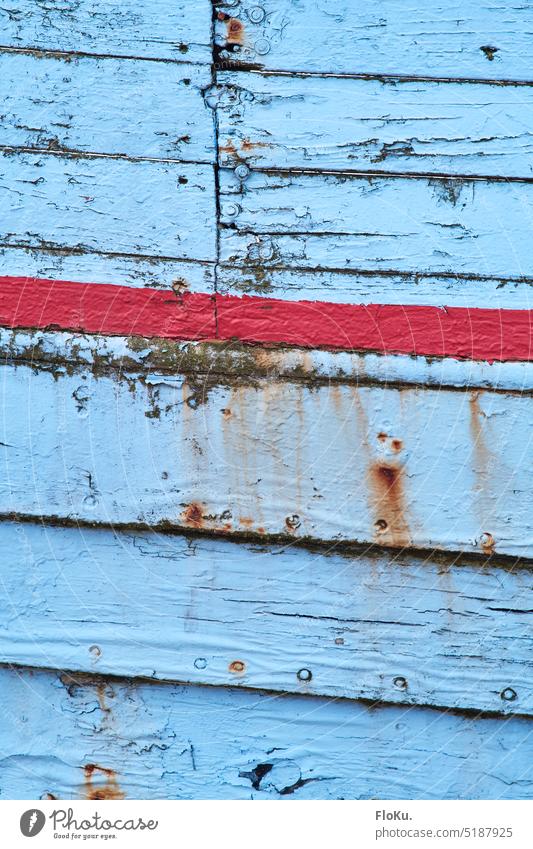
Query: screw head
297,668,312,682
479,532,495,551
254,37,271,55
500,687,517,702
223,202,240,218
248,6,265,22
234,163,250,180
393,676,408,690
285,514,301,530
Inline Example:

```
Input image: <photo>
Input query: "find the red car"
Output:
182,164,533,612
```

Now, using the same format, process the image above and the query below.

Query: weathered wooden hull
0,0,532,800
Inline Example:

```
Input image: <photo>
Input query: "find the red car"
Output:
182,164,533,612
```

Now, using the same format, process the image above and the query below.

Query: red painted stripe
0,276,531,362
0,276,216,340
216,294,533,363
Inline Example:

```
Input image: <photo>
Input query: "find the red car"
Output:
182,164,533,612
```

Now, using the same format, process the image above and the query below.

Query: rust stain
369,461,410,548
181,502,205,529
241,138,273,151
239,516,254,528
219,139,237,157
96,682,112,714
377,431,388,442
285,514,301,532
83,764,125,800
480,531,495,555
257,526,266,535
215,522,233,533
469,392,496,552
226,17,245,45
229,660,246,674
391,438,403,452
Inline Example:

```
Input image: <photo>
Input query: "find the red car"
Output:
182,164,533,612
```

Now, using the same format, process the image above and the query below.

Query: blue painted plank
217,72,533,178
215,0,533,81
0,358,531,557
217,266,533,310
0,247,215,293
0,152,216,260
2,327,532,391
0,520,531,713
219,170,533,278
1,665,532,799
0,52,214,161
1,0,212,63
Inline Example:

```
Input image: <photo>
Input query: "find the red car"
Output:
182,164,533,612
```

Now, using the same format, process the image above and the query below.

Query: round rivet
258,239,274,260
234,163,250,180
285,514,301,530
194,657,207,670
89,645,101,658
248,6,265,23
375,518,388,533
229,660,245,673
223,202,240,218
479,532,495,550
297,668,312,682
393,676,408,690
501,687,517,702
254,38,271,55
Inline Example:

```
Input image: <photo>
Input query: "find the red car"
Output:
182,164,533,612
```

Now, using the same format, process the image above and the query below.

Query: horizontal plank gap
0,144,213,167
0,44,210,66
1,511,530,571
218,263,533,285
2,659,532,721
2,329,533,395
221,164,533,185
0,244,216,266
220,64,533,88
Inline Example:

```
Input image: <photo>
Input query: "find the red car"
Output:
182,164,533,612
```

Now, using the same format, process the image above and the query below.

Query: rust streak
96,682,111,714
181,502,205,529
369,461,410,548
469,392,496,553
239,516,254,527
83,764,125,800
219,139,237,157
226,18,245,45
241,138,273,151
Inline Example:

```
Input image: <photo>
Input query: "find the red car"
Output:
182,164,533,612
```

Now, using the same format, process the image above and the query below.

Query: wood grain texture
0,52,214,162
1,664,532,800
217,72,533,178
2,327,532,391
1,520,531,714
1,0,212,62
0,361,531,557
214,0,533,81
219,170,533,278
217,265,533,310
0,151,216,260
0,247,215,292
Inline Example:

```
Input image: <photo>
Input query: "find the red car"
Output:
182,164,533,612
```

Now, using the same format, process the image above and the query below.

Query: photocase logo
20,809,46,838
